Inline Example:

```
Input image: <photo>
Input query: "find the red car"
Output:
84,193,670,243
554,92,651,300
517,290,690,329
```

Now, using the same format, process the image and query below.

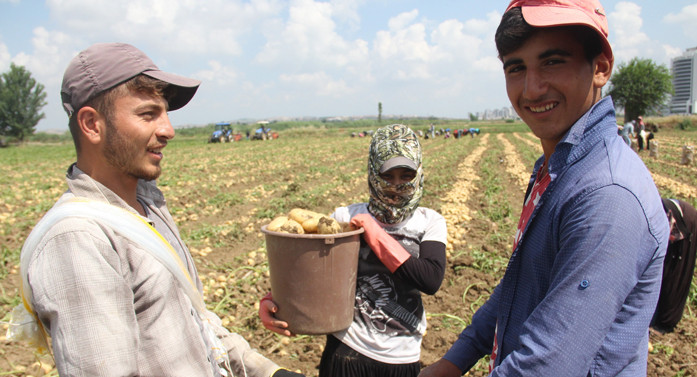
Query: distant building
670,47,697,114
478,106,519,121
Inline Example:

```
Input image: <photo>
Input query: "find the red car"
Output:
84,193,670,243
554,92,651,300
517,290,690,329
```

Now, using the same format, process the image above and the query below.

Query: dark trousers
318,335,421,377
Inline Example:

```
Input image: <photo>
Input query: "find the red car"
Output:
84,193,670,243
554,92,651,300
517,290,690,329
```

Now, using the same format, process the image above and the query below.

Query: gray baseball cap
61,42,200,117
379,156,418,173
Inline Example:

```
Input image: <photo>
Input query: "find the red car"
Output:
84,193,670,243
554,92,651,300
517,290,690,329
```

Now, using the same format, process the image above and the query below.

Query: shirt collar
65,163,166,212
559,96,615,148
544,96,616,174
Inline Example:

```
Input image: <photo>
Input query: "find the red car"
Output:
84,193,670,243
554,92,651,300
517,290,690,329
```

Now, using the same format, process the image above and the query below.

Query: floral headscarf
367,124,424,224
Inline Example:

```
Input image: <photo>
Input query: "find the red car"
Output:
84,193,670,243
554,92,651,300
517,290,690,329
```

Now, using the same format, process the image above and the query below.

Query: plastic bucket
261,225,363,335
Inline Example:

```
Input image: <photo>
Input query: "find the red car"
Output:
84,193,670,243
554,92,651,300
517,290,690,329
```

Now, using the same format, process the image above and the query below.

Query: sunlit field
2,119,697,376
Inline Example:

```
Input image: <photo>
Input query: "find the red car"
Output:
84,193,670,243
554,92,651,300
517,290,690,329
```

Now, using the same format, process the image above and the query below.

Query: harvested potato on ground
317,216,342,234
267,216,290,232
289,208,322,224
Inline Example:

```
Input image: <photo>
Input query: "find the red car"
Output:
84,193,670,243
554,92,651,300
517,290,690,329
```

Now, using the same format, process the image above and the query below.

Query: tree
606,57,672,123
378,102,382,123
0,63,47,141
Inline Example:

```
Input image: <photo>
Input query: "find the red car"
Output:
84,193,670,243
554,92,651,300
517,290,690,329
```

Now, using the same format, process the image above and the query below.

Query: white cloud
45,0,283,56
0,42,10,71
372,10,434,81
16,1,669,130
609,1,688,67
368,7,503,108
387,9,418,31
5,27,78,130
663,4,697,44
124,0,178,29
12,27,74,82
256,0,369,72
663,45,684,62
279,71,350,96
329,0,363,31
9,25,74,116
194,60,238,86
474,55,503,73
609,2,651,64
431,19,486,63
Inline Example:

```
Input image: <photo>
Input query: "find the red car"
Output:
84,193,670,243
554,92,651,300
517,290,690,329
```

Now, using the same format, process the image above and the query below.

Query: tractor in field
209,122,233,143
251,126,279,140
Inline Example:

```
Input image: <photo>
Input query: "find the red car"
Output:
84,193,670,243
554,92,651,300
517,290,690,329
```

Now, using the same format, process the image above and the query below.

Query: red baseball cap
505,0,613,63
61,43,200,117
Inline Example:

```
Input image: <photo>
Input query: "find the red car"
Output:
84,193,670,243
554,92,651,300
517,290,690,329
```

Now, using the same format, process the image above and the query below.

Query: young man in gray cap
18,42,303,377
419,0,668,376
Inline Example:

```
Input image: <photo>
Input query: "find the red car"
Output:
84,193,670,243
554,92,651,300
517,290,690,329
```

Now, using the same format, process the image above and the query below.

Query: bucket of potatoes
261,208,364,334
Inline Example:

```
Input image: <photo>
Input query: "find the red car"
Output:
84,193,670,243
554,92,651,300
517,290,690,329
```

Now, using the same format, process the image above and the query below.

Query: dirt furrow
497,134,530,190
439,133,490,255
512,132,541,153
651,172,697,200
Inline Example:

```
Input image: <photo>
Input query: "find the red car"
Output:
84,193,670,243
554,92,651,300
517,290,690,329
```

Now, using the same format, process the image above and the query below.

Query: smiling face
102,90,174,183
502,27,610,156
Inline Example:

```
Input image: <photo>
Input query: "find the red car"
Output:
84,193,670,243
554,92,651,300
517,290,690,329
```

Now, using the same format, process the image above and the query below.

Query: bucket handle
324,238,335,245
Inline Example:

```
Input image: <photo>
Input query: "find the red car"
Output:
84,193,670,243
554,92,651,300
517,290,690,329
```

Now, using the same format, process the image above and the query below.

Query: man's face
103,91,173,182
502,28,602,150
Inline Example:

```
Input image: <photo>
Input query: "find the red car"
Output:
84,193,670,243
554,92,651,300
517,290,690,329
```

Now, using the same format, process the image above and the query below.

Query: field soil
1,129,696,376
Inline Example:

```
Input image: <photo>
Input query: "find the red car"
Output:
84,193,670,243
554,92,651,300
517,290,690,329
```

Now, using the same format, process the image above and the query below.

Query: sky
1,0,697,132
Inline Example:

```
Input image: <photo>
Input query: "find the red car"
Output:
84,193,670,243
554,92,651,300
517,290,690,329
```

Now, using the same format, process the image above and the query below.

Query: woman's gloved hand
350,213,411,272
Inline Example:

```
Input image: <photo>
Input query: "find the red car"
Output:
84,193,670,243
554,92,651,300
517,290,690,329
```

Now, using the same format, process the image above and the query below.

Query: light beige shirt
25,164,279,377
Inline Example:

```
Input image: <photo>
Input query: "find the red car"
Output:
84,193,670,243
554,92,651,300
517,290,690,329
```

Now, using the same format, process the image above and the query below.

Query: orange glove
350,213,411,273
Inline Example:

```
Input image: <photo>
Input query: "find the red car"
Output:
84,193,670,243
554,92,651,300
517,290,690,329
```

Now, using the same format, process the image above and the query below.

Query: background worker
636,115,649,150
19,42,302,377
652,198,697,333
419,0,668,376
620,119,635,147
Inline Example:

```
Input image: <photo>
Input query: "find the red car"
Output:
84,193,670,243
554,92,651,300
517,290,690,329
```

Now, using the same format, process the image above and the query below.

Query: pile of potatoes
266,208,351,234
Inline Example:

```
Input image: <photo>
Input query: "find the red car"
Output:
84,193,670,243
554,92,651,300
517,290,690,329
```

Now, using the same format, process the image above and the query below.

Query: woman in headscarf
260,124,448,377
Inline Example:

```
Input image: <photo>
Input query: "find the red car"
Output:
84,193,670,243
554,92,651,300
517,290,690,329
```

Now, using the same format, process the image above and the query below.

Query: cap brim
380,156,418,173
521,7,613,62
144,70,200,111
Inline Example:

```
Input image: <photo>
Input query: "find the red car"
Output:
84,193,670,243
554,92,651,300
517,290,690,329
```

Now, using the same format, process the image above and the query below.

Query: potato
267,216,290,232
279,219,304,234
301,216,322,233
340,221,355,233
317,216,342,234
266,209,346,234
289,208,322,224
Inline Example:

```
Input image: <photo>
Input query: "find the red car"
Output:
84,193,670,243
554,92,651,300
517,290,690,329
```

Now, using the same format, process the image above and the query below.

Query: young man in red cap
419,1,668,376
17,43,303,377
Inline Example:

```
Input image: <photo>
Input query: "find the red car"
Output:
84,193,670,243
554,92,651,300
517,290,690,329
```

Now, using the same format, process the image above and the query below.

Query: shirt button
579,279,590,289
